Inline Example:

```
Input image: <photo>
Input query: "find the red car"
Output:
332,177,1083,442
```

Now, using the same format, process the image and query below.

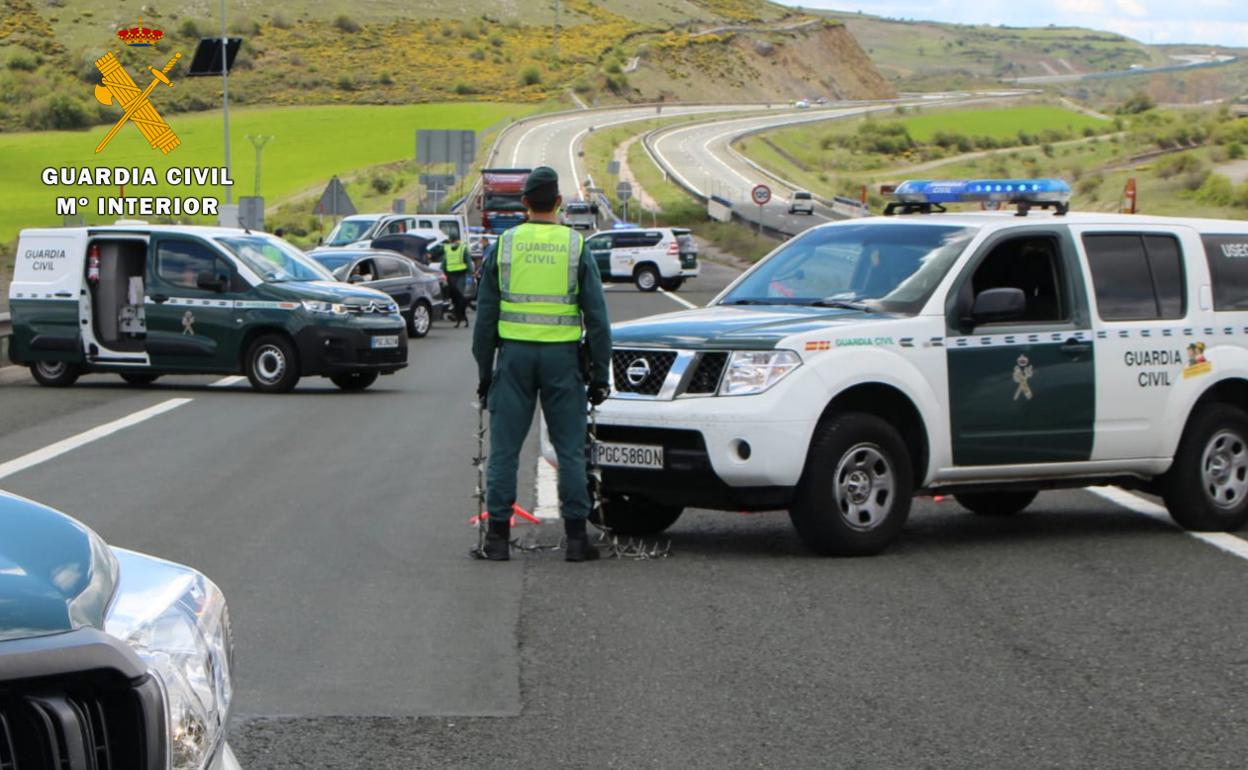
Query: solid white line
0,398,193,481
209,375,245,388
1088,486,1248,563
534,457,560,520
658,288,698,309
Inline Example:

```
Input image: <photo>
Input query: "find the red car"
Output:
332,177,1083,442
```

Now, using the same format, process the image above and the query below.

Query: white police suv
593,179,1248,555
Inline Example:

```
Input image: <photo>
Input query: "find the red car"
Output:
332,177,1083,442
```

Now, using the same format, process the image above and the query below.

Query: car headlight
302,299,349,315
385,302,400,315
718,350,801,396
105,549,234,770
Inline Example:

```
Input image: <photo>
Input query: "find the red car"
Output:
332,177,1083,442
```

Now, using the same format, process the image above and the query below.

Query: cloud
1056,0,1107,13
1114,0,1150,18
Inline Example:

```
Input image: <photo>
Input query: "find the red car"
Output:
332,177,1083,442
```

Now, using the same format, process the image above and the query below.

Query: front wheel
244,334,300,393
788,413,913,556
30,361,80,388
954,491,1037,516
1161,403,1248,531
330,371,379,391
634,265,659,292
591,494,683,536
407,300,432,338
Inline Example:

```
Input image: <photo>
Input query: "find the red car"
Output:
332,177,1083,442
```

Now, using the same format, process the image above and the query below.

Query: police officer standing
442,232,471,327
472,166,612,562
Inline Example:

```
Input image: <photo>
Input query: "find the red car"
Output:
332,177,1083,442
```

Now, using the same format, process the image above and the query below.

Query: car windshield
325,218,379,246
718,223,978,314
216,235,335,283
308,252,355,274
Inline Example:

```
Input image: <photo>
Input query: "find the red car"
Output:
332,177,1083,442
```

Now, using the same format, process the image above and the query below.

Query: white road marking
658,288,698,309
209,375,246,388
534,457,560,521
1089,486,1248,563
0,398,192,481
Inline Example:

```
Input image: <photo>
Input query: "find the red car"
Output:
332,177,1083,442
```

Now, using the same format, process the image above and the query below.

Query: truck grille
612,350,676,396
684,352,728,394
0,675,163,770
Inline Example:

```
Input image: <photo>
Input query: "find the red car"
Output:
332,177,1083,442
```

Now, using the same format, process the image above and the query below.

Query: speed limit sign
751,184,772,206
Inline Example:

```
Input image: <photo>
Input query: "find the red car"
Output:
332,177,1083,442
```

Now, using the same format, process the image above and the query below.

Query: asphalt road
2,257,1246,768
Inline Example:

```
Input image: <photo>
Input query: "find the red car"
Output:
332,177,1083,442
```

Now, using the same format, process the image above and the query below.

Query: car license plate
370,335,399,349
593,442,663,470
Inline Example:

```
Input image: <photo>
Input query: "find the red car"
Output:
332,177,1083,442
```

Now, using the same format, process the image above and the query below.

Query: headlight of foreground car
719,350,801,396
301,299,349,315
105,549,234,770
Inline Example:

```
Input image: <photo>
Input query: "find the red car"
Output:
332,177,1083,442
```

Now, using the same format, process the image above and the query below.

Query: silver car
307,248,444,338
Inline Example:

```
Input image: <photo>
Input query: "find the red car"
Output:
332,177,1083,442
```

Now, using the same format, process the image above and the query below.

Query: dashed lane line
209,375,246,388
1089,486,1248,563
0,398,192,481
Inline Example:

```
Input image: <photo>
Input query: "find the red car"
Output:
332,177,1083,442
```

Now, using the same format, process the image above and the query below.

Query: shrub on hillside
1118,91,1155,115
520,66,542,87
7,52,37,71
270,12,291,29
455,83,480,95
333,15,360,33
24,93,94,130
370,175,393,195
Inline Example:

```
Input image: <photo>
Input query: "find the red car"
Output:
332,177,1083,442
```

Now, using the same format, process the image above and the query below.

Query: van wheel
330,371,379,391
120,373,160,387
31,361,80,388
591,494,683,536
407,300,432,338
1161,403,1248,531
660,277,685,291
634,265,660,292
789,412,913,556
954,491,1037,516
245,334,300,393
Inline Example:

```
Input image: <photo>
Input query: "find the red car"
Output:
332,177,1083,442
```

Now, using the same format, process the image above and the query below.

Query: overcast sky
778,0,1248,47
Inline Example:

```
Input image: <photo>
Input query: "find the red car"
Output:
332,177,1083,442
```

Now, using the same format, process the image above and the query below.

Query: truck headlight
301,299,349,315
719,350,801,396
106,549,234,770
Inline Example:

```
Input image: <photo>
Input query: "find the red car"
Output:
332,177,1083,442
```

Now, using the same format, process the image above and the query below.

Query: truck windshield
216,235,334,283
718,223,978,314
484,195,526,212
325,218,379,246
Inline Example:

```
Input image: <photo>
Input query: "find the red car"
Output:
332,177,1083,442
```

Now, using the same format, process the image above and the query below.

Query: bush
7,52,37,71
1229,143,1244,160
378,71,394,85
470,48,486,61
270,11,291,29
333,15,360,33
336,73,356,91
1042,143,1055,158
490,35,504,48
370,175,393,195
520,66,542,87
454,82,480,95
24,93,94,130
178,19,200,38
1119,91,1155,115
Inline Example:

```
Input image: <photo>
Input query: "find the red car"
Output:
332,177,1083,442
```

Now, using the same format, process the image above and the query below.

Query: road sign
238,195,264,231
751,184,772,206
420,173,456,190
606,160,620,175
313,176,356,217
416,129,477,176
616,181,633,201
392,198,406,214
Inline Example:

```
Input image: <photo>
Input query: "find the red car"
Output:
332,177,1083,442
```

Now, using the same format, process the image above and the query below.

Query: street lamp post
245,135,273,197
220,0,232,205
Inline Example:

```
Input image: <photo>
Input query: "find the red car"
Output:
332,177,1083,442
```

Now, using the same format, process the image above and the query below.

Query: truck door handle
54,291,72,298
151,294,169,304
1060,339,1091,356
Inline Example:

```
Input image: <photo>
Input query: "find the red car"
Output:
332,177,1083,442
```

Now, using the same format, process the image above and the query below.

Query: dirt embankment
629,23,897,103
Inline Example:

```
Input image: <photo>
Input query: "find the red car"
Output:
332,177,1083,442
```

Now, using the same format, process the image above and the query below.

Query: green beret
523,166,559,196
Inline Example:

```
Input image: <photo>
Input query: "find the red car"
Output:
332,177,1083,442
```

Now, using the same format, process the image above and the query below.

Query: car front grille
612,350,677,396
684,352,728,395
0,674,163,770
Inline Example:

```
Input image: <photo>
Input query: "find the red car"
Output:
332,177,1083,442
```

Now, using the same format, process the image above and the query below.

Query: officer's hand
477,378,491,408
588,382,610,406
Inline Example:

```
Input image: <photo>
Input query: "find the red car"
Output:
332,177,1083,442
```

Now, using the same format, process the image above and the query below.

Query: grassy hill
0,0,879,133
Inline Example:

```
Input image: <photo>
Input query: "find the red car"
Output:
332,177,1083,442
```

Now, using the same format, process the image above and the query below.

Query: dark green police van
8,226,408,392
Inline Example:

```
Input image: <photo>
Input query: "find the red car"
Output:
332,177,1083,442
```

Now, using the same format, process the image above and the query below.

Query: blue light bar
611,222,640,229
892,179,1071,205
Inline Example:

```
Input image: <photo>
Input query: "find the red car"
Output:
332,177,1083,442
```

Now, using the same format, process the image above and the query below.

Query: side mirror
196,271,227,292
348,274,365,284
970,287,1026,326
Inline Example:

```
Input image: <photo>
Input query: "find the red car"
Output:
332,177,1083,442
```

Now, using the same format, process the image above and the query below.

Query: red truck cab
479,168,530,234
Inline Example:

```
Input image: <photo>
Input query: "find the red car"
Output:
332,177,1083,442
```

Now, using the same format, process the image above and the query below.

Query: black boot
482,519,510,561
564,518,600,562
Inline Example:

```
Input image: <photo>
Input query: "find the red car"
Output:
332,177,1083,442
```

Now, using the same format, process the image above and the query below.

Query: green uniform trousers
486,340,590,523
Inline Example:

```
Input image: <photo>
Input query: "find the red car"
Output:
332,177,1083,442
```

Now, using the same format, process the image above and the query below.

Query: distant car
794,99,810,109
560,200,599,230
815,96,828,105
586,226,698,291
323,214,419,247
789,191,815,215
307,248,443,338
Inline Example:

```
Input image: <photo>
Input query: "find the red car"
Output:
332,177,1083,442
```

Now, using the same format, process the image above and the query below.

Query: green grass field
0,102,534,248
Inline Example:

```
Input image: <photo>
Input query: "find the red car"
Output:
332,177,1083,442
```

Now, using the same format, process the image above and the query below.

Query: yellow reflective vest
498,223,583,343
443,241,469,273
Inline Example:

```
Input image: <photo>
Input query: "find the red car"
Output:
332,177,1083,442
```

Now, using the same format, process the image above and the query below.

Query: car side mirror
348,274,365,284
970,287,1026,326
196,271,227,292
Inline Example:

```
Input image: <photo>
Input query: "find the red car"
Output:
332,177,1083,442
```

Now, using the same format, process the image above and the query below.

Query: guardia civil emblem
182,310,195,336
93,18,181,155
1012,354,1034,401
